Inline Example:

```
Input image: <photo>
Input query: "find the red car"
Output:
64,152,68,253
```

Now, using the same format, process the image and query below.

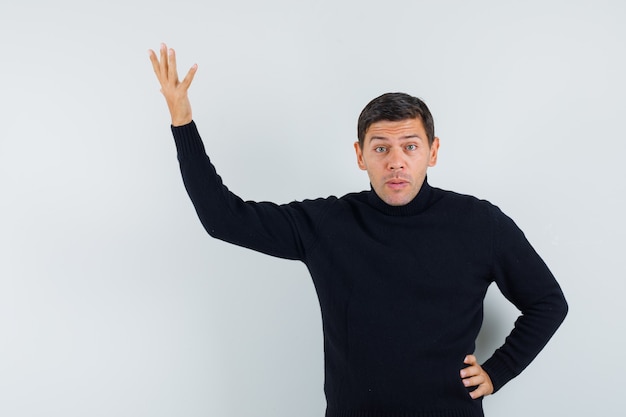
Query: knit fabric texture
171,121,568,417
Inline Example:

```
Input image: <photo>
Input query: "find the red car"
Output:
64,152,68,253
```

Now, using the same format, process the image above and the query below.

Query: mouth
385,179,409,190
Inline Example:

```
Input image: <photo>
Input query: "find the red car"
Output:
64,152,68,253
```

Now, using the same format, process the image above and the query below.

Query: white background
1,1,624,416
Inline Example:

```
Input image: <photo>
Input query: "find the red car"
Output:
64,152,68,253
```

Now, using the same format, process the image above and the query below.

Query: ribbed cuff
481,355,517,393
171,120,206,158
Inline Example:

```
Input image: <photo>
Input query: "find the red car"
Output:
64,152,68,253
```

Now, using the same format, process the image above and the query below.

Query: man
149,43,568,417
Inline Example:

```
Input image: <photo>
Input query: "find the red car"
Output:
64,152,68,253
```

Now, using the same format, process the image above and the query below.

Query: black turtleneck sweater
171,121,568,417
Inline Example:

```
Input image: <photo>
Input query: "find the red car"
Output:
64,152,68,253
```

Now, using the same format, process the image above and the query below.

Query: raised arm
149,43,198,126
147,44,328,262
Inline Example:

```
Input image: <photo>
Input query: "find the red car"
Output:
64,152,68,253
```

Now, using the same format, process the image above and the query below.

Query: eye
406,144,417,151
374,146,387,153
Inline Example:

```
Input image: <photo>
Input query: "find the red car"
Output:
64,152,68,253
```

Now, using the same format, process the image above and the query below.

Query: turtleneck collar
366,177,433,216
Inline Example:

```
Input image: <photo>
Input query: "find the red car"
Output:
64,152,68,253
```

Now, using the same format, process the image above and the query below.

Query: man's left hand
460,355,494,399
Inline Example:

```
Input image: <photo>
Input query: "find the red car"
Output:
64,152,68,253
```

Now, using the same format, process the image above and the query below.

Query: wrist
166,98,192,126
171,116,192,127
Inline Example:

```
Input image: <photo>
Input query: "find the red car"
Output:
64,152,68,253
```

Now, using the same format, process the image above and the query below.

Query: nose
387,148,405,171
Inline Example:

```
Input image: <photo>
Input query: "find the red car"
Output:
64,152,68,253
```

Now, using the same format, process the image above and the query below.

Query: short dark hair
357,92,435,147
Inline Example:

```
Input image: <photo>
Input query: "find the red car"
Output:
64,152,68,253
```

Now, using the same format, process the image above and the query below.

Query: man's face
354,118,439,206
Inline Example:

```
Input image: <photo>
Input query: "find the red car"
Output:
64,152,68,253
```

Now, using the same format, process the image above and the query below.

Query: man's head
354,93,439,206
357,92,436,148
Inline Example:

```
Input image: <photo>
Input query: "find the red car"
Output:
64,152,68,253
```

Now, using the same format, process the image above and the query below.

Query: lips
386,179,409,190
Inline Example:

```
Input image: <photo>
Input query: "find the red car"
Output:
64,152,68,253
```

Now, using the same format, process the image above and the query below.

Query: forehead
365,118,427,141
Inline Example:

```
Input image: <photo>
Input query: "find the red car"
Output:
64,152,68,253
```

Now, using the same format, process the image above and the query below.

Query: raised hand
149,43,198,126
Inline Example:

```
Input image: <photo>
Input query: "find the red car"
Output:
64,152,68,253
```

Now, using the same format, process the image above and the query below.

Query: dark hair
357,92,435,147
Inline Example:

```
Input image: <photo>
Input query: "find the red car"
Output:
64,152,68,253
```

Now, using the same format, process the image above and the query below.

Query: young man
149,44,567,417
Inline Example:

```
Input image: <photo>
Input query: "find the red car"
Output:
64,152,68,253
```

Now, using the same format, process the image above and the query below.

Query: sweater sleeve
481,205,568,393
171,121,328,261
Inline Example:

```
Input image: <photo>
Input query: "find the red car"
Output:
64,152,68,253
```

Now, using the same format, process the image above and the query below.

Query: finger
159,43,169,80
464,355,477,366
168,47,179,85
460,355,478,378
180,63,198,90
148,49,163,83
462,374,485,388
460,365,479,379
469,384,489,400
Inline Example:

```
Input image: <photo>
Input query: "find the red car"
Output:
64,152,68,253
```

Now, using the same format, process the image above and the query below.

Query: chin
385,196,412,206
388,201,410,207
376,187,416,206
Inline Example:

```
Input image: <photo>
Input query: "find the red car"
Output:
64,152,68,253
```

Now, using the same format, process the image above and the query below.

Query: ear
354,141,367,170
428,137,440,167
